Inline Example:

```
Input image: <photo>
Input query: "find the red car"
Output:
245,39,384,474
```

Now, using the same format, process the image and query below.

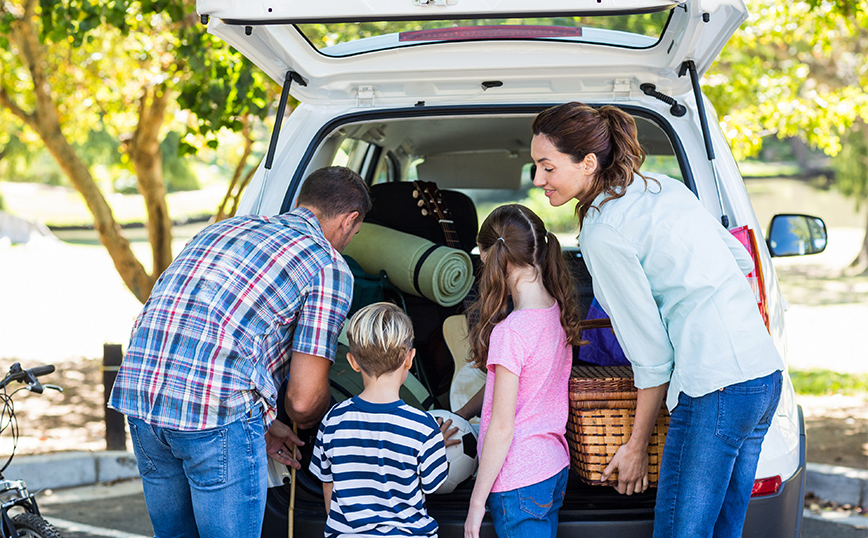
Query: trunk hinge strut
254,71,307,212
265,71,307,170
679,60,729,228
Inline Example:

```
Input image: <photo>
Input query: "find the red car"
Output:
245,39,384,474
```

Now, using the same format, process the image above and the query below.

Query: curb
5,451,867,508
4,451,140,491
805,462,868,507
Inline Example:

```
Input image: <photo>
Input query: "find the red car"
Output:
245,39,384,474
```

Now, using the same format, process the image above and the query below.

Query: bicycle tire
10,513,64,538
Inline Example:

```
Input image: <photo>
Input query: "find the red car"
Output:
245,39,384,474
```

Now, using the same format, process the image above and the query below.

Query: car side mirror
767,214,827,257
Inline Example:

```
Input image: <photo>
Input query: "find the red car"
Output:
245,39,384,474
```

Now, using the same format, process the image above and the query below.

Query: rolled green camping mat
342,223,474,307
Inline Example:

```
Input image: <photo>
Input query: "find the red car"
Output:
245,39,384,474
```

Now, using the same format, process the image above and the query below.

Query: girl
530,102,783,537
463,204,583,538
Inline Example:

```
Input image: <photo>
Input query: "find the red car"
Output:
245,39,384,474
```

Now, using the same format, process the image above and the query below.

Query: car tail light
399,25,583,42
751,475,782,497
729,226,770,332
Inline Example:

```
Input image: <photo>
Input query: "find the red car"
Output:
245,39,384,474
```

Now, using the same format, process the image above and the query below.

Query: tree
0,0,273,301
706,0,868,272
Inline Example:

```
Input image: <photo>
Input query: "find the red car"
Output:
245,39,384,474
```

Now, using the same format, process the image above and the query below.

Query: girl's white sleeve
580,223,674,389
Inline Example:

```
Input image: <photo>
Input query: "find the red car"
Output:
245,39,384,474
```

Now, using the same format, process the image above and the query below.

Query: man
108,166,371,537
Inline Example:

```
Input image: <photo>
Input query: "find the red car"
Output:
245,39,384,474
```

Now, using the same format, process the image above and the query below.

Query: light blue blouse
578,173,783,411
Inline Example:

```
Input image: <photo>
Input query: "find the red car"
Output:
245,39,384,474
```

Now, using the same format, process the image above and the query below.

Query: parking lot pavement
37,481,152,538
33,478,866,538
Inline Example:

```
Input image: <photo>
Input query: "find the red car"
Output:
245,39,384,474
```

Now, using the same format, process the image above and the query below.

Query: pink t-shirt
478,302,572,493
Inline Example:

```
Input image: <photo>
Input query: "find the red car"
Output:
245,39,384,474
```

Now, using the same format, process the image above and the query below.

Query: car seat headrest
365,182,478,253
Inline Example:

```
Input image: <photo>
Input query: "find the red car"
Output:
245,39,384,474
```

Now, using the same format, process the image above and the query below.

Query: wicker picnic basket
566,365,670,486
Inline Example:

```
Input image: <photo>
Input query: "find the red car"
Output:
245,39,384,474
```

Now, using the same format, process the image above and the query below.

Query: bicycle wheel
11,513,64,538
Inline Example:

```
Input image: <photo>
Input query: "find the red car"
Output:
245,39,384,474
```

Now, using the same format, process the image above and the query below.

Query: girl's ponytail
468,235,512,370
469,204,584,368
542,232,584,346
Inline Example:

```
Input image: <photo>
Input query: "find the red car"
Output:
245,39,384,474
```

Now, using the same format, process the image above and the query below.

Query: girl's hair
346,302,414,378
467,204,583,369
532,102,656,223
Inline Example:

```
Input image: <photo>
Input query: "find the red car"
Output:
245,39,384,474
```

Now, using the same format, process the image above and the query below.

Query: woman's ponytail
596,105,646,191
533,102,657,224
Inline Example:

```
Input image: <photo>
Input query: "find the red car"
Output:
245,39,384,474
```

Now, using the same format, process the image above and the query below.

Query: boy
310,302,449,537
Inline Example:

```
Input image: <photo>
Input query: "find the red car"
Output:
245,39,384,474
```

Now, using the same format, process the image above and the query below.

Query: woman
530,102,784,538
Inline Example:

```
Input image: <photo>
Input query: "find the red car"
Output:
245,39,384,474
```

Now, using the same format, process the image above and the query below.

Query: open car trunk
260,105,683,536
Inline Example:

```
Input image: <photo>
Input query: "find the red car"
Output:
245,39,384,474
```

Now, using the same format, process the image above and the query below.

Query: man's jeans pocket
128,419,157,477
165,427,229,488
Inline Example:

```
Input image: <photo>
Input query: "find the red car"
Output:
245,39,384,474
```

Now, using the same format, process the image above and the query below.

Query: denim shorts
487,467,568,538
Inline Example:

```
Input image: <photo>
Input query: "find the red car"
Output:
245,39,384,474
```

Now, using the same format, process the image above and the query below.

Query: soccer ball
428,409,478,494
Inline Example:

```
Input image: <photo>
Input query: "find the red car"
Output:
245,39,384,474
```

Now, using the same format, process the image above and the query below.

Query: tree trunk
126,85,173,277
851,210,868,275
231,163,259,218
215,115,254,222
1,0,154,302
848,120,868,275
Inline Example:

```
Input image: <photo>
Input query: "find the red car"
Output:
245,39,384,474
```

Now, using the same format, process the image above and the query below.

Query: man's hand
601,441,650,495
265,419,305,470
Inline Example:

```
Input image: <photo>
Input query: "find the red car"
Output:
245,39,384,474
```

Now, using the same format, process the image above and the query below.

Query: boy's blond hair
346,302,414,378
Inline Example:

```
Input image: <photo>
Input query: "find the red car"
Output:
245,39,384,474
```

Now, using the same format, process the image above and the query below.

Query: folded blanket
343,223,474,307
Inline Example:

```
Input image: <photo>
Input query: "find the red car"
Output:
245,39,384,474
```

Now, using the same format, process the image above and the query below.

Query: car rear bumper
262,407,806,538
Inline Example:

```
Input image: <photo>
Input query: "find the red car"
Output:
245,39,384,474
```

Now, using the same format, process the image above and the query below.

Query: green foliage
38,0,129,47
0,134,65,185
161,131,199,193
112,131,200,194
832,120,868,211
709,0,868,159
77,127,122,169
789,369,868,396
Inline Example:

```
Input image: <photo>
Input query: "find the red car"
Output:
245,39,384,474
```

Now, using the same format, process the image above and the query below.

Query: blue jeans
128,406,267,538
488,467,568,538
653,370,782,538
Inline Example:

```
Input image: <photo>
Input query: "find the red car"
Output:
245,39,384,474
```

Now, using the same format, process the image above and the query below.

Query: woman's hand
265,419,304,470
601,441,649,495
437,416,461,448
602,384,666,495
464,502,485,538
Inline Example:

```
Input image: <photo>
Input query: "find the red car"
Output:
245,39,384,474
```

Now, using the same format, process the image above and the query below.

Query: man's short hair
296,166,372,220
346,302,414,378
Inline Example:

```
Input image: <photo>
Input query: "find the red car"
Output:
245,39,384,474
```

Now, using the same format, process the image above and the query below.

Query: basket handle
578,318,612,331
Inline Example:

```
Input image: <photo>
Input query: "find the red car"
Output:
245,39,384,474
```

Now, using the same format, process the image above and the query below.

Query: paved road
34,480,866,538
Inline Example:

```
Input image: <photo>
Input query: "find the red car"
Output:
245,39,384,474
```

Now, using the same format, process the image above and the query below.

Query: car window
297,11,672,58
332,138,372,171
319,110,683,242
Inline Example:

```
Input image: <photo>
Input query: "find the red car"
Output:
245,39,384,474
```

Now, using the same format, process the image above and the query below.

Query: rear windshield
297,11,673,57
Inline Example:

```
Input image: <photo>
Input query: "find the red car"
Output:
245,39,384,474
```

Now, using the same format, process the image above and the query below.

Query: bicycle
0,363,64,538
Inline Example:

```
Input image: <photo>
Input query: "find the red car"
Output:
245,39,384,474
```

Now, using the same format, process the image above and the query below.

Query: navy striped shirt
311,397,448,537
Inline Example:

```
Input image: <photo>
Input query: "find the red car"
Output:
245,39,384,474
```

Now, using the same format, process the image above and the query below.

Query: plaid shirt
108,208,353,431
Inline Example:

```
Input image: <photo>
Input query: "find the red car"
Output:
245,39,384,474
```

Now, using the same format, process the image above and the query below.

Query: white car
195,1,825,536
